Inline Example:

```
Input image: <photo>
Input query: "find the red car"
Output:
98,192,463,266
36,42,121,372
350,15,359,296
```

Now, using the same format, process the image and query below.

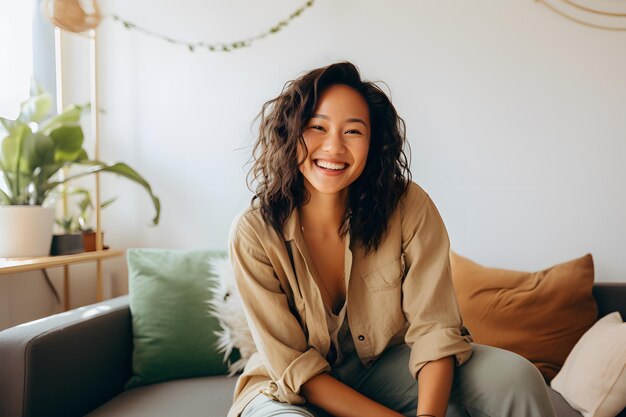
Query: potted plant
0,83,160,258
52,187,115,254
50,217,84,256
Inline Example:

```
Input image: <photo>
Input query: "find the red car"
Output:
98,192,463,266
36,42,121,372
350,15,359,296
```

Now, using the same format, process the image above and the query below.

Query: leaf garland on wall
537,0,626,31
111,0,315,52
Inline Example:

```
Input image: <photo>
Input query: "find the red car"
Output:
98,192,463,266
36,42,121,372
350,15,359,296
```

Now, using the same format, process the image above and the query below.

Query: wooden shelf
0,249,124,275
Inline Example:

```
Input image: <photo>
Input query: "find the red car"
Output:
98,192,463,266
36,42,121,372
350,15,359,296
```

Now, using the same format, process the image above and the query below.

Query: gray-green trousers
241,344,557,417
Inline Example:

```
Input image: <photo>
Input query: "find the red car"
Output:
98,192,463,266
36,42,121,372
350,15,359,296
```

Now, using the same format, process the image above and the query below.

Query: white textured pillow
207,257,257,375
551,312,626,417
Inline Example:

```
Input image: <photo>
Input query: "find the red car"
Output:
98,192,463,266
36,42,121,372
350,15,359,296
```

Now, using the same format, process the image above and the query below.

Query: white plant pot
0,206,55,258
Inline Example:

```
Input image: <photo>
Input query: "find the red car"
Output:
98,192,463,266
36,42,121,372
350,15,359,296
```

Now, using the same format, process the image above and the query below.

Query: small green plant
55,187,116,233
0,83,160,225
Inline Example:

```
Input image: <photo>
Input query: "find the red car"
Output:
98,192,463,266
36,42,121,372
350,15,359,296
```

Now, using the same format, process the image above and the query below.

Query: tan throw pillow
450,252,597,382
551,312,626,417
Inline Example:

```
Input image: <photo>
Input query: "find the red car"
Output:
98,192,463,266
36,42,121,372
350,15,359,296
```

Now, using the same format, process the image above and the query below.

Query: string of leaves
111,0,315,52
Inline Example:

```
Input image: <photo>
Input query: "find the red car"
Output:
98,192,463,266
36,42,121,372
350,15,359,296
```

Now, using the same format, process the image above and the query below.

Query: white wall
66,0,626,284
3,0,625,329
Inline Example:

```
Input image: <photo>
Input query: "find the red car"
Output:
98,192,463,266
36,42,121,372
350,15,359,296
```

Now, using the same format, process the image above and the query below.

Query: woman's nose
321,129,345,154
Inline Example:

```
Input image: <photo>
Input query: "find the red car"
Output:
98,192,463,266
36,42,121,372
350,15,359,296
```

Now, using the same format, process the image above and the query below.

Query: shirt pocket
361,255,405,291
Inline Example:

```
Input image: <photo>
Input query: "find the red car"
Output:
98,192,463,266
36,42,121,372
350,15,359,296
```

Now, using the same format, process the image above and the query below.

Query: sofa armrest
0,295,133,417
593,282,626,319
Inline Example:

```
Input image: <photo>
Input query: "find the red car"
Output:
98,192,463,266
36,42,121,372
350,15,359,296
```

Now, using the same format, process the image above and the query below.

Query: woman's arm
415,356,454,417
302,351,454,417
399,185,472,381
301,373,404,417
397,185,473,416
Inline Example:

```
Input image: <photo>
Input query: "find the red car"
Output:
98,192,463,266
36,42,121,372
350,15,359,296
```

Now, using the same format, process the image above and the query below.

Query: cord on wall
537,0,626,31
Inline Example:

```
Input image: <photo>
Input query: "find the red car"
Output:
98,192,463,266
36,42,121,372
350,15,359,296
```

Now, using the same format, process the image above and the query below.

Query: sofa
0,282,624,417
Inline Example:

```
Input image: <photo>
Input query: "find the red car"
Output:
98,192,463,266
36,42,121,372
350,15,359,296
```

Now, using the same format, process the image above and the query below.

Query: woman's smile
314,159,349,174
298,84,371,196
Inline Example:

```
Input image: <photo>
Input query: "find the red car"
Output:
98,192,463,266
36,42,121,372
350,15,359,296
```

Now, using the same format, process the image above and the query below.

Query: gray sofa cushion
86,375,238,417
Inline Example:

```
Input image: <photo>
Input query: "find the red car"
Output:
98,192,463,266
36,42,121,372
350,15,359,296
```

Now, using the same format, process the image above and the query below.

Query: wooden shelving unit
0,249,124,311
0,250,124,275
0,28,123,313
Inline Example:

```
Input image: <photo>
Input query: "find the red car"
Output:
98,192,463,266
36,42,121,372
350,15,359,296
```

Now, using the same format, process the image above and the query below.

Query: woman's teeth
315,160,347,170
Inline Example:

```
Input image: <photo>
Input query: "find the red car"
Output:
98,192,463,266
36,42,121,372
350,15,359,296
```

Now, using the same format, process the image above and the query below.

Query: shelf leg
63,264,70,311
96,258,103,302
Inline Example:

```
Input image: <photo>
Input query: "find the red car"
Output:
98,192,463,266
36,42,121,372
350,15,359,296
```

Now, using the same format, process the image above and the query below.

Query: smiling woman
228,62,559,417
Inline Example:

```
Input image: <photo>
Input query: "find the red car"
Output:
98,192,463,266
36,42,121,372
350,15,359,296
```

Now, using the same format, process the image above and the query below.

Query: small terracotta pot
82,231,107,252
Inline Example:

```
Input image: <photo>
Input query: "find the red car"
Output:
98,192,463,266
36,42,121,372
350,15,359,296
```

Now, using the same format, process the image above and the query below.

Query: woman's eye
310,125,325,131
345,129,362,135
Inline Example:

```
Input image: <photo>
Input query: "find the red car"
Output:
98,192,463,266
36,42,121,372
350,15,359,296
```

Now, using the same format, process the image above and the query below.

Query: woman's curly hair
248,61,411,253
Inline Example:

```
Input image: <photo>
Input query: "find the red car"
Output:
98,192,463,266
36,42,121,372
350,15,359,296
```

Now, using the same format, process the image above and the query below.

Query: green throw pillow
126,248,230,389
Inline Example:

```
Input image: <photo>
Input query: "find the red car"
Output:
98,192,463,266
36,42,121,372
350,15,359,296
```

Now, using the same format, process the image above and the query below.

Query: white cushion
551,312,626,417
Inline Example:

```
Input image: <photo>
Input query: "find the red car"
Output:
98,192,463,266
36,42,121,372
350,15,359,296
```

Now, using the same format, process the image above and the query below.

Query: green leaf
38,104,83,134
0,117,14,135
19,132,55,175
39,162,64,183
0,158,12,204
29,79,45,97
101,197,116,209
45,161,161,225
1,123,29,200
0,187,12,205
74,149,89,162
61,187,93,212
18,92,52,124
78,196,92,212
1,124,29,172
56,217,75,233
49,125,85,162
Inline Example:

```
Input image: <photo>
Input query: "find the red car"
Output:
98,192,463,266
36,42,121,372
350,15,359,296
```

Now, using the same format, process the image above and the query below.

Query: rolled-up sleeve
400,188,473,379
229,213,330,404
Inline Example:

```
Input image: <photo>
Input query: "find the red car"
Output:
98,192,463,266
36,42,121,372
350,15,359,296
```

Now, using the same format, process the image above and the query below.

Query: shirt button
357,335,365,341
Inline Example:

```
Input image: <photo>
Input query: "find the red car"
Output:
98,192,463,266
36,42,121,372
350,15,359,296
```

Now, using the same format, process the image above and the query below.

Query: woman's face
298,84,371,198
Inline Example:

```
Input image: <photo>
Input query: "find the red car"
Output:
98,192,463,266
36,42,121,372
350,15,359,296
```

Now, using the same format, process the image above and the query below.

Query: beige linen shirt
227,181,473,417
